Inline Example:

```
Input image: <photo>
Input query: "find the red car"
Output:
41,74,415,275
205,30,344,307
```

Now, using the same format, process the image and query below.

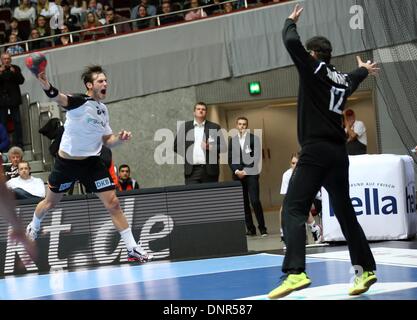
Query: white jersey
60,94,112,157
280,167,321,199
280,168,293,195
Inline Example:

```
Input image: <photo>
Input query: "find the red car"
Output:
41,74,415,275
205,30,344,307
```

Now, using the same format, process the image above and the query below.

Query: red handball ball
25,52,47,76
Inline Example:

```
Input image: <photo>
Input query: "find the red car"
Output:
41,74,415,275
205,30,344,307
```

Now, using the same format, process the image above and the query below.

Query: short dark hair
18,160,30,169
194,102,207,110
306,36,332,64
236,116,248,124
81,65,105,87
119,164,130,172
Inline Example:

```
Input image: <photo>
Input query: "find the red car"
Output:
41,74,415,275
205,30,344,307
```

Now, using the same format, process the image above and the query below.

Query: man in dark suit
174,102,226,184
228,116,267,237
0,52,25,148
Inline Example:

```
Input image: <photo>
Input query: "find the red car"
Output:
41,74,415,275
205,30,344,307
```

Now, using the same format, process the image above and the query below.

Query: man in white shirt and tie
174,102,226,184
228,117,268,237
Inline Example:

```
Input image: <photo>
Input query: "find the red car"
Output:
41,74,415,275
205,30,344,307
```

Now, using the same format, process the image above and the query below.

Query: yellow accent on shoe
268,272,312,299
349,271,377,296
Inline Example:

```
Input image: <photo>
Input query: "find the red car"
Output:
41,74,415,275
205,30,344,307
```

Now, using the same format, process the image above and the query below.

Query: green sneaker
268,272,312,299
349,271,377,296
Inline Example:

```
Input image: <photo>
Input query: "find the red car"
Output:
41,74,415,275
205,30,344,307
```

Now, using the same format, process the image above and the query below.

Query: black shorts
48,155,115,193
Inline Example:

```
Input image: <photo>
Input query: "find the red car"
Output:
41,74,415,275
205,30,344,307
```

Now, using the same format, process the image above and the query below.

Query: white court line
306,247,417,268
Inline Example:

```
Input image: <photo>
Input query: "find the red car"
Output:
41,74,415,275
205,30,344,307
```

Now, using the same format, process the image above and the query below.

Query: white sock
308,221,316,231
31,213,43,231
119,227,137,251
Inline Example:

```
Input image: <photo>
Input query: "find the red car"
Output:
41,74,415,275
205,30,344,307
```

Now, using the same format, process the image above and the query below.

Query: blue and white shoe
127,244,153,263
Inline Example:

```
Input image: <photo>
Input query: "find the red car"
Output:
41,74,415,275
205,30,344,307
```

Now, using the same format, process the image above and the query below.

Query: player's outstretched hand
118,130,132,142
356,56,380,76
37,71,50,90
289,4,304,23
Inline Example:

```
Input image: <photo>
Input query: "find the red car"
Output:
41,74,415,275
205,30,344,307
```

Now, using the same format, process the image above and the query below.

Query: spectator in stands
13,0,36,26
95,1,106,24
159,0,183,25
70,0,88,19
132,0,156,20
6,34,24,55
212,0,233,14
37,0,60,18
4,146,23,180
132,4,155,30
237,0,259,8
118,164,139,191
0,123,9,162
6,161,46,200
87,0,99,14
62,0,80,31
35,15,52,37
82,11,102,30
55,23,72,46
28,28,49,50
6,18,28,42
223,1,233,13
185,0,207,21
0,53,24,148
344,108,367,155
104,7,131,35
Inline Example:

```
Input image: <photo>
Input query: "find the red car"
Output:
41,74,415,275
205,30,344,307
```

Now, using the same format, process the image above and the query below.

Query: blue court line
34,259,417,300
0,253,324,300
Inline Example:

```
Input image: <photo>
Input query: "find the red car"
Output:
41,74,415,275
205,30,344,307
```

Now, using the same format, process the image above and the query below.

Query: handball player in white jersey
25,65,152,262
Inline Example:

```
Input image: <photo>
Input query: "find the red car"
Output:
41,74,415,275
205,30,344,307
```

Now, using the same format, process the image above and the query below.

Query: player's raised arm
37,71,69,107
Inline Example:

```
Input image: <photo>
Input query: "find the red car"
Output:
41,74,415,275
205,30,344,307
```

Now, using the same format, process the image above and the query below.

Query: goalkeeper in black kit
268,5,379,299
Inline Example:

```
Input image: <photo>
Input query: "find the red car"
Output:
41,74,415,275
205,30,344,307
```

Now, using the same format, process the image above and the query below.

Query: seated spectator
82,11,103,35
6,161,45,200
118,164,139,191
185,0,207,21
6,18,28,41
87,0,98,14
62,0,80,31
36,0,60,19
6,34,25,55
104,7,131,35
28,28,49,51
237,0,259,8
35,15,52,37
54,23,72,46
131,0,156,19
132,4,155,30
0,123,10,162
212,0,233,14
4,146,23,180
95,2,106,24
14,0,36,26
222,2,234,13
159,1,184,25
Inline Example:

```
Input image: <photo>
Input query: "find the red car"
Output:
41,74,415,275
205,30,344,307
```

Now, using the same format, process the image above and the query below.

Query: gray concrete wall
107,87,197,188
